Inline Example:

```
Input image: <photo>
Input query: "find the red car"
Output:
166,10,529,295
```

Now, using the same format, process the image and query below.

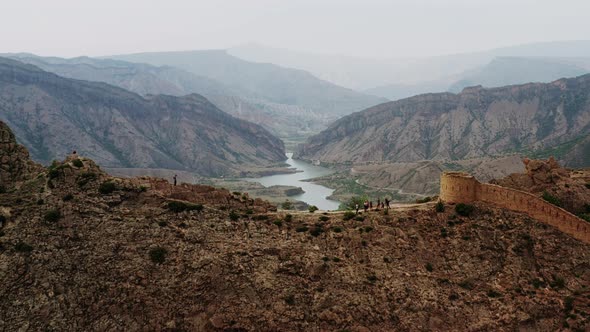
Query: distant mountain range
295,74,590,168
0,57,286,176
230,41,590,99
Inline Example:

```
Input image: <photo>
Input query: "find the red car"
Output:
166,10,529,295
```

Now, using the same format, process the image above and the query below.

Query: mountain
449,57,590,92
6,54,364,143
229,41,590,92
295,74,590,167
1,132,589,330
107,50,385,117
0,57,285,176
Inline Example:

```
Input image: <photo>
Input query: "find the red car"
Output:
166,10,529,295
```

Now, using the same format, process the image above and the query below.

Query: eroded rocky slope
1,120,589,331
0,58,286,176
296,75,590,168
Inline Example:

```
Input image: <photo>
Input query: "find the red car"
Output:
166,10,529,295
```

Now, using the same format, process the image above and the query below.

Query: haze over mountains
230,41,590,100
0,57,285,176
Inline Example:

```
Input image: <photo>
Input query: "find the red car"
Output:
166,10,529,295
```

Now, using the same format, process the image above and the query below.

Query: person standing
355,203,360,215
363,200,369,213
173,174,177,186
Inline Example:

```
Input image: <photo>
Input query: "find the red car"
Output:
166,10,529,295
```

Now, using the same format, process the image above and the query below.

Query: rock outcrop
0,121,42,188
295,74,590,168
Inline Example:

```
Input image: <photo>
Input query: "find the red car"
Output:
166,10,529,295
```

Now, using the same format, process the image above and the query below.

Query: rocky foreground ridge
0,57,286,177
1,122,589,331
295,74,590,168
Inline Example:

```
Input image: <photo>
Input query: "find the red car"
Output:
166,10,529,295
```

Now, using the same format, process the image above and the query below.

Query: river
243,153,341,210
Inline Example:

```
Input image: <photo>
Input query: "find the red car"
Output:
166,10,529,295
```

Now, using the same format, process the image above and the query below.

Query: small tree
44,209,61,223
435,201,445,213
455,203,474,217
308,205,319,213
281,200,293,210
99,181,117,195
149,247,167,264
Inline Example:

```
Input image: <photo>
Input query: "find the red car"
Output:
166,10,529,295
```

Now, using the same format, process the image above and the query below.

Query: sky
2,0,590,58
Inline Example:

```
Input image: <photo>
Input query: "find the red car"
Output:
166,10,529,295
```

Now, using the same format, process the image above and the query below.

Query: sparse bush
284,294,295,305
273,220,283,227
158,221,167,227
487,289,502,298
383,209,388,215
36,199,44,205
0,185,5,194
229,210,240,221
246,209,254,215
47,168,60,180
0,215,5,224
415,196,431,204
77,172,97,187
62,194,74,202
284,214,293,222
564,296,574,312
367,275,378,283
332,226,343,233
342,211,356,221
295,226,308,233
332,257,341,262
458,280,474,290
0,230,4,237
441,228,448,238
425,262,433,272
44,209,61,223
252,214,269,221
550,276,565,289
361,240,367,247
455,203,474,217
322,256,330,262
355,216,365,222
308,205,319,213
149,247,167,264
72,159,84,168
98,181,117,195
310,226,323,237
233,191,241,196
319,215,329,222
139,186,148,192
364,226,373,232
281,200,293,210
435,201,445,213
585,183,590,189
15,242,33,252
166,201,203,213
542,191,562,207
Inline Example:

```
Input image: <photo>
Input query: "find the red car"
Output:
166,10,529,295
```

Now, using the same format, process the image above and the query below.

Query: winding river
243,153,341,210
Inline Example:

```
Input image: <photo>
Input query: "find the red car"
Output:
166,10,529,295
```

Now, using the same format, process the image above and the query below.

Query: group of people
355,197,390,214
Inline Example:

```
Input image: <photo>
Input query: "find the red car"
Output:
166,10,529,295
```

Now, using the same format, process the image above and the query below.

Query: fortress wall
440,172,590,244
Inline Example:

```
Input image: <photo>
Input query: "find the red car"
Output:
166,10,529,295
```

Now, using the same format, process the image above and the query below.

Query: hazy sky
2,0,589,58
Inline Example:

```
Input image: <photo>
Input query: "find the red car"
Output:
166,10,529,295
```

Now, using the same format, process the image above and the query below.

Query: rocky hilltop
1,123,589,331
0,57,285,176
296,74,590,168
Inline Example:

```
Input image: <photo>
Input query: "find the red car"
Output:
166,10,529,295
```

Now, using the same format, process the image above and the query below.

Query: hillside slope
0,57,285,176
108,50,385,116
296,75,590,167
0,123,589,331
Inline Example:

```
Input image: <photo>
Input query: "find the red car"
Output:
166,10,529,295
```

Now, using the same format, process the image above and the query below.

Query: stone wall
440,172,590,244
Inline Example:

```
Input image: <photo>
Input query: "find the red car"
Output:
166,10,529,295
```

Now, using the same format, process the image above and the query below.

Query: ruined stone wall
440,172,590,244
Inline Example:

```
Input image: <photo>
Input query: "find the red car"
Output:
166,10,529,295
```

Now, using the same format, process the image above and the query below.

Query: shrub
36,199,44,205
0,185,5,194
332,226,343,233
361,240,368,247
281,200,293,210
441,228,448,238
246,209,254,215
322,256,330,262
62,194,74,202
233,191,241,196
542,191,562,207
47,168,60,180
158,221,168,227
435,201,445,213
284,214,293,222
308,205,319,213
367,275,378,283
564,296,574,312
77,172,97,187
550,276,565,289
487,290,502,298
580,214,590,222
15,242,33,252
99,181,117,195
252,214,269,221
44,209,61,223
458,280,474,290
342,211,356,221
149,247,167,264
364,226,373,232
310,226,323,237
455,203,474,217
139,186,148,192
585,183,590,189
72,159,84,168
0,215,6,224
415,196,431,204
319,215,329,222
229,211,240,221
425,262,433,272
166,201,203,213
273,220,283,227
284,294,295,305
355,216,365,222
295,226,309,233
332,257,341,262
